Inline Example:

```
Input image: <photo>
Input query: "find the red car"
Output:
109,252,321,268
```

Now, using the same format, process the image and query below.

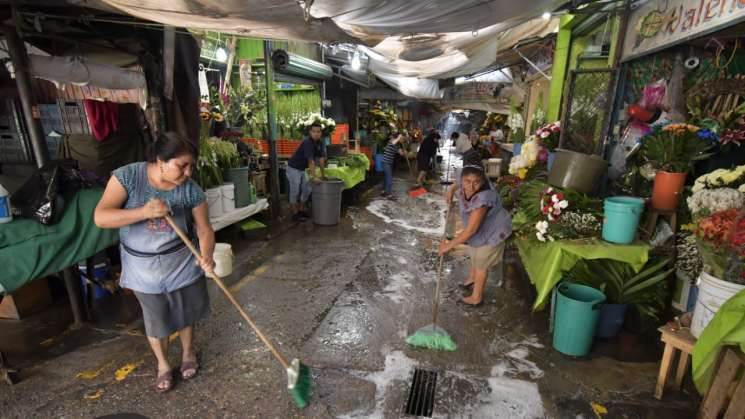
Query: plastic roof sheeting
310,0,562,43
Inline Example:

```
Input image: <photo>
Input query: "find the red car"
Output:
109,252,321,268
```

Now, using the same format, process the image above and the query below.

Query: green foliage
194,137,224,189
640,124,715,173
564,258,673,321
212,139,243,169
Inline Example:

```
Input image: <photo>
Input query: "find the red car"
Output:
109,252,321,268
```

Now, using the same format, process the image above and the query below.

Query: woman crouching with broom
441,162,512,306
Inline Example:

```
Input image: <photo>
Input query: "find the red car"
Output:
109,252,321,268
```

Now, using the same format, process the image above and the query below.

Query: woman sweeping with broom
94,132,214,393
441,163,512,306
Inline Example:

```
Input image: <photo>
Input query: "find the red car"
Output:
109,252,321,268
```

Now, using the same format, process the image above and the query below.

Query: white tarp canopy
87,0,561,97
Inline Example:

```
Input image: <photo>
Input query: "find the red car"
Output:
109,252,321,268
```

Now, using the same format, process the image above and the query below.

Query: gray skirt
133,278,210,338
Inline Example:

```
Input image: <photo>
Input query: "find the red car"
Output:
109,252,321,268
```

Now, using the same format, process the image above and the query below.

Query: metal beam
263,40,280,219
3,10,49,168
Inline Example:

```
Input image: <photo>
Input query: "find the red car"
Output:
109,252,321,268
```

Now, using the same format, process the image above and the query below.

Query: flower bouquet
515,181,603,243
535,121,560,152
508,137,542,180
297,113,336,138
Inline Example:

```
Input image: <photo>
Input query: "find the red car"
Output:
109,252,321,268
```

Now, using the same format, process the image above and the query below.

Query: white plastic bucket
205,187,223,219
221,183,235,214
213,243,234,277
691,271,745,337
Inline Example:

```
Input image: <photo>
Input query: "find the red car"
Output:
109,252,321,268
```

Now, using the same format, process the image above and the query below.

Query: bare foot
461,294,482,306
181,352,199,380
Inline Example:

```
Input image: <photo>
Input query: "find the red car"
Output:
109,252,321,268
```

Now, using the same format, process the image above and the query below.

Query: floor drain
404,368,437,417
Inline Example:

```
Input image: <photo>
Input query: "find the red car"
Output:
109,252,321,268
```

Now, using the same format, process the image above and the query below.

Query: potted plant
564,257,673,339
686,167,745,336
194,137,225,219
639,122,714,211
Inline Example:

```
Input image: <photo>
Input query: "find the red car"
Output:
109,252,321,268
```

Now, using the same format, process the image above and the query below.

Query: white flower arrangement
297,113,336,137
687,188,745,216
692,164,745,192
535,220,552,242
508,136,542,179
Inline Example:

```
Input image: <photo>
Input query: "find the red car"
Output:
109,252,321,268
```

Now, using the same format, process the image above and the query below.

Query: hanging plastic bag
10,159,102,225
609,120,650,180
639,79,667,110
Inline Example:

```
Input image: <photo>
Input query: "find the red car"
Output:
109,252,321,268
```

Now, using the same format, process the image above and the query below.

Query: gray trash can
312,177,345,226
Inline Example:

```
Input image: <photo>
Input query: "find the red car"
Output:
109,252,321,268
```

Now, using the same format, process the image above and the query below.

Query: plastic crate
57,100,89,134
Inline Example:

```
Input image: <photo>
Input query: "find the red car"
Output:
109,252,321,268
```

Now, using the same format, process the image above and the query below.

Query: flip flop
155,371,173,393
459,282,475,290
458,298,483,307
180,360,199,380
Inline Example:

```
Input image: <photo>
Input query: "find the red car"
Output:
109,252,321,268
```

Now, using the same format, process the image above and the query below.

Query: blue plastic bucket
374,154,384,172
553,282,605,356
513,143,522,156
547,152,556,171
602,196,645,244
78,263,111,300
595,303,628,339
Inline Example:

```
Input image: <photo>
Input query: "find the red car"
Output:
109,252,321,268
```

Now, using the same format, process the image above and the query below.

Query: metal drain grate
404,368,438,417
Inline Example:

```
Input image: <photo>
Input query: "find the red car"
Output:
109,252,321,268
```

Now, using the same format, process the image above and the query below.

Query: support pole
263,40,281,219
62,267,86,327
4,13,49,168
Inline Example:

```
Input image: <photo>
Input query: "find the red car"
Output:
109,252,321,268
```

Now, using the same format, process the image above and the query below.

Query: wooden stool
644,209,677,240
0,352,19,385
655,325,696,399
698,347,745,419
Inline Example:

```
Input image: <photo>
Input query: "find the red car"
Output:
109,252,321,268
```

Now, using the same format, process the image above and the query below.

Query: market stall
0,189,117,295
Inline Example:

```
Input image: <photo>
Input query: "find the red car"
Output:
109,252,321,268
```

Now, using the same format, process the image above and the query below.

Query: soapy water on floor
377,272,414,304
488,336,546,381
366,195,447,236
339,345,545,419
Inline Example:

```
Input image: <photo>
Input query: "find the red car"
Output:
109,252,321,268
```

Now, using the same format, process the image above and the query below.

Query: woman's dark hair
147,131,197,163
309,121,323,130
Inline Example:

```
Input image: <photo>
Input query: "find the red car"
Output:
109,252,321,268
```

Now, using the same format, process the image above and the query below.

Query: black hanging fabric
165,31,201,151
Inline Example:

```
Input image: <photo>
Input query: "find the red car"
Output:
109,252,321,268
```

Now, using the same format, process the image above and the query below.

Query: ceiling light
215,47,228,62
542,12,551,20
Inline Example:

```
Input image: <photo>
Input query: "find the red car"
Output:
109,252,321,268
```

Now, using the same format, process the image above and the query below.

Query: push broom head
287,358,311,409
406,324,457,351
408,187,427,198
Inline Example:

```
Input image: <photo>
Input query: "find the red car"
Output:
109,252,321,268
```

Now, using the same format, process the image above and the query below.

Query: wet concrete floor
0,169,699,418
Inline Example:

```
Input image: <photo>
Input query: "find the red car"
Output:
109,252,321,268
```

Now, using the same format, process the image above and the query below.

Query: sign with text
622,0,745,61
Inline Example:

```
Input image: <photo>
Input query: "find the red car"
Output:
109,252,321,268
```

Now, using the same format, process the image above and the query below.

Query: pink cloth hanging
84,99,119,142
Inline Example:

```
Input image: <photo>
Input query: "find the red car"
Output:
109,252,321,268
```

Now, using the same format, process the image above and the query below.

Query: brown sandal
155,371,173,393
180,361,199,380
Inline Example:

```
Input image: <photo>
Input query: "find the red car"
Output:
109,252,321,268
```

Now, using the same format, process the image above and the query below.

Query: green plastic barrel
553,282,605,356
223,167,251,208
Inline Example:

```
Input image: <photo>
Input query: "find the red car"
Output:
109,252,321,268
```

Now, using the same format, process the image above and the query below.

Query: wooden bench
655,325,696,399
698,347,745,419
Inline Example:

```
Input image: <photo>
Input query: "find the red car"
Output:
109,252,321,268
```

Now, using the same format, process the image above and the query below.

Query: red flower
556,193,564,201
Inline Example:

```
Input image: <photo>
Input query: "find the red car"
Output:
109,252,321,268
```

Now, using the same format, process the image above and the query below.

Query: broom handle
164,215,290,370
432,202,451,326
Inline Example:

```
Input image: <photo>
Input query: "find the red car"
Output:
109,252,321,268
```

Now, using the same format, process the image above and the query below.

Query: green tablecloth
0,189,119,294
693,289,745,394
515,237,650,310
310,153,370,190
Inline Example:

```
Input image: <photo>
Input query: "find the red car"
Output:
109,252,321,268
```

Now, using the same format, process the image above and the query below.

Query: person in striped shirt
381,134,405,198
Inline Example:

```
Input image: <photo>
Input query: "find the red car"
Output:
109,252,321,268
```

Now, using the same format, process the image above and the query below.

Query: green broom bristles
406,325,457,351
287,358,311,409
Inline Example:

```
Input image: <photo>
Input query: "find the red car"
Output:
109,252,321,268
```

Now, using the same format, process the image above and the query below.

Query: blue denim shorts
286,166,310,204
